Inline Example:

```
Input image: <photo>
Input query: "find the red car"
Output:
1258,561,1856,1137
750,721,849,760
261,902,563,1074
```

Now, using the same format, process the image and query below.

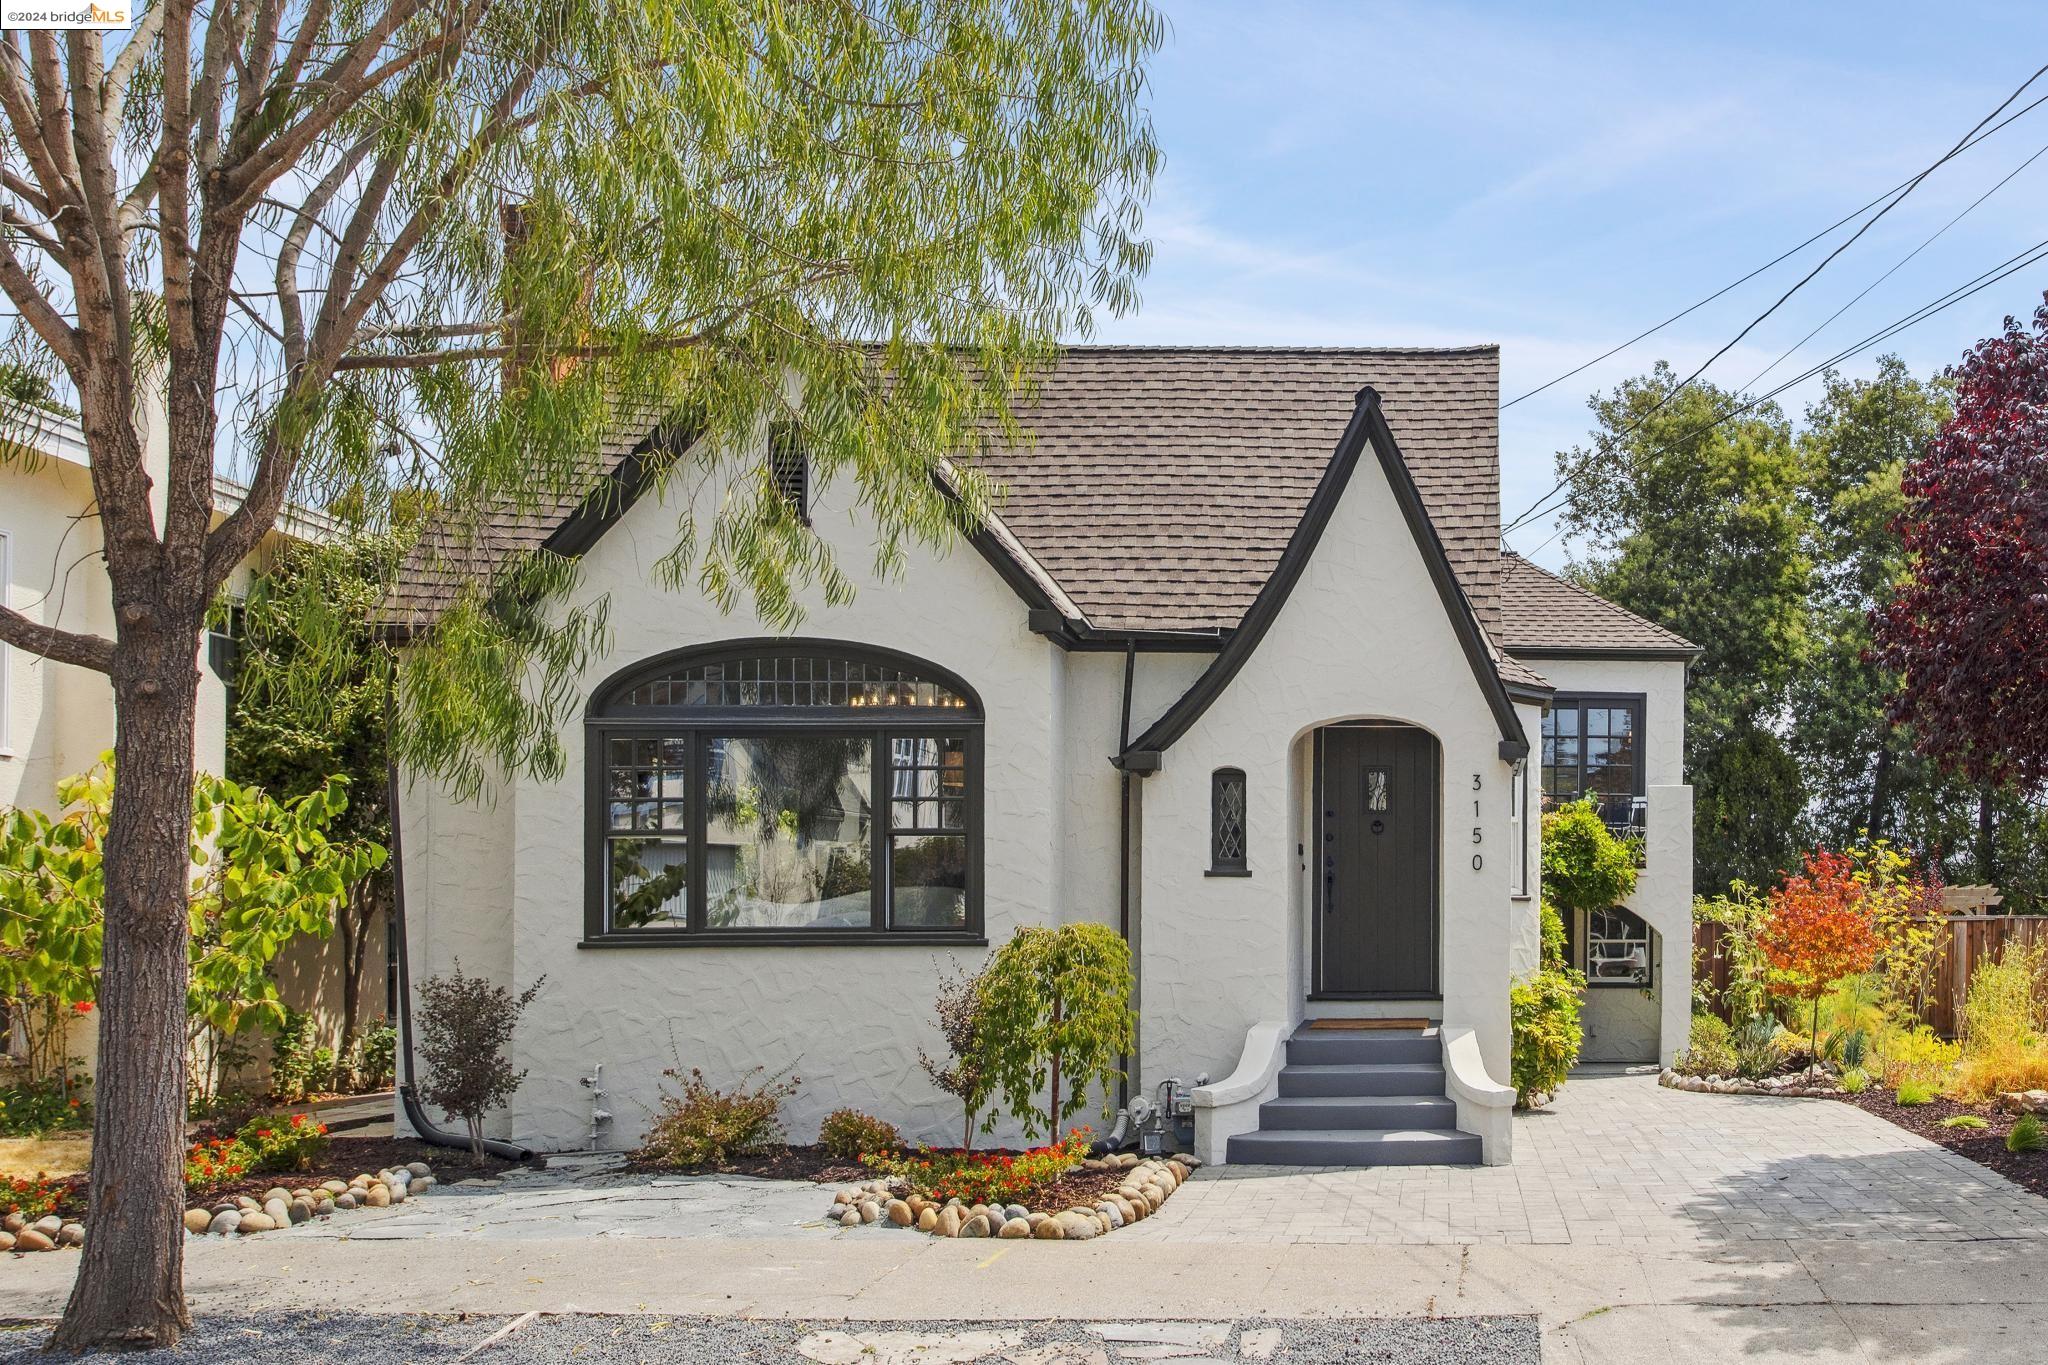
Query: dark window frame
582,640,984,947
1207,766,1249,877
1540,692,1647,836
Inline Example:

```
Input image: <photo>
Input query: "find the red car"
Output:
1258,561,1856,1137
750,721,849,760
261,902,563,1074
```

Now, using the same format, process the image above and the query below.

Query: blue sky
1093,2,2048,564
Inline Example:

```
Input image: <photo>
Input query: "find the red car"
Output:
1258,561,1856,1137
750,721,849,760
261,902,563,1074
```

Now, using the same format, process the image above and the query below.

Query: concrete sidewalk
0,1227,2039,1361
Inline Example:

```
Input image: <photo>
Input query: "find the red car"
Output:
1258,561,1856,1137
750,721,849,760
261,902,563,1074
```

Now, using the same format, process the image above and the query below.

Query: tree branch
0,602,115,674
101,0,166,132
0,232,82,368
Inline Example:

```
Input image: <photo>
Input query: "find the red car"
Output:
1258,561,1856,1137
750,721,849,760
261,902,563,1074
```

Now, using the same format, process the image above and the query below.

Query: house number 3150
1470,773,1483,870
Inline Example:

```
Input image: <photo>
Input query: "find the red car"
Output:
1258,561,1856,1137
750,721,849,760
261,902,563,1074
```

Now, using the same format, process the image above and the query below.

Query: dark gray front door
1316,725,1439,997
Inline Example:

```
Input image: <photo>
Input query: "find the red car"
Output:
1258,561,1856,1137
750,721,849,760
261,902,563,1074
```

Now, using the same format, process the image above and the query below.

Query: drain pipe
1114,641,1140,1118
385,687,534,1162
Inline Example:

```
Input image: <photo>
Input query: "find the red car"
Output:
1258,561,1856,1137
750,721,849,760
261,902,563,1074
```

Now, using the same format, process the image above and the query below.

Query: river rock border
1660,1068,1844,1098
184,1161,438,1238
0,1213,84,1254
824,1152,1195,1241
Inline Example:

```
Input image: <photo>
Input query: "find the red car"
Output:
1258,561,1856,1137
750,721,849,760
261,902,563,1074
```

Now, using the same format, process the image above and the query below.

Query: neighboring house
0,401,385,1083
389,346,1696,1167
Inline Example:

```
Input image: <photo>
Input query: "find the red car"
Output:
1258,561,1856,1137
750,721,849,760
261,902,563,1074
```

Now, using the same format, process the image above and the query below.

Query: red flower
71,1001,92,1014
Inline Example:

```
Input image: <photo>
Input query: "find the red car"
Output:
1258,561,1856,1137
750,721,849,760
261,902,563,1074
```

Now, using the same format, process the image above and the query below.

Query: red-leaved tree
1758,849,1884,1079
1873,296,2048,799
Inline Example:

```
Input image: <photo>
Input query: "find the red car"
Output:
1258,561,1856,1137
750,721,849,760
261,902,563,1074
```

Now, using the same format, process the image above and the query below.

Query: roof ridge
1047,343,1500,356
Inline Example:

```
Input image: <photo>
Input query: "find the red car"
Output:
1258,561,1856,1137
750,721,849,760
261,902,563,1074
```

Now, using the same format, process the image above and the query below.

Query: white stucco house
388,347,1696,1167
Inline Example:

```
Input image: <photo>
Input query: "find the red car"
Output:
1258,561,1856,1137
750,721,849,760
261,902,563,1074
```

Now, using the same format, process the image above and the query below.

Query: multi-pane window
1541,695,1645,837
1209,768,1248,875
587,644,980,941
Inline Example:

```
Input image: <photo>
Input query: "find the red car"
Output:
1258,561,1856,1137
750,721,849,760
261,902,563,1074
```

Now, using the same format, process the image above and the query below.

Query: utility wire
1505,232,2048,544
1500,63,2048,540
1500,87,2048,410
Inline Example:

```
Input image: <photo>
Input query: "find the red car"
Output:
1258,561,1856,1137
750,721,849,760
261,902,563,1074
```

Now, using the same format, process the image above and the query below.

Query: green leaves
971,923,1134,1142
0,754,384,1049
1539,800,1639,921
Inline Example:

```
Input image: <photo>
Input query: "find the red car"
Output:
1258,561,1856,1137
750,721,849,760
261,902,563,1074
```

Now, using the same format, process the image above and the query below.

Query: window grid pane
621,654,969,710
1211,769,1247,870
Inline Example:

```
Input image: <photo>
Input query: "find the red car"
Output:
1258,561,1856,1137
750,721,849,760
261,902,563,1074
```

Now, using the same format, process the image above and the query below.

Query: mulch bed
624,1144,869,1185
1840,1090,2048,1202
190,1134,528,1206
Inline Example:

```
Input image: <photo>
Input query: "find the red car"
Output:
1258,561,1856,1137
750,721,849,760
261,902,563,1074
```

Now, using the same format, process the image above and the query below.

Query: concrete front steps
1225,1025,1483,1167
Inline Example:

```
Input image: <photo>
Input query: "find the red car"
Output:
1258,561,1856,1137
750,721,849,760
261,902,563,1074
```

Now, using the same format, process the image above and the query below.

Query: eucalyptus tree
0,1,1160,1347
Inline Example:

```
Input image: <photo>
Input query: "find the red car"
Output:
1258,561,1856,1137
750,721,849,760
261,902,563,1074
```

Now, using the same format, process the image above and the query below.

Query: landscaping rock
0,1232,14,1252
207,1210,241,1237
2000,1090,2048,1115
838,1207,861,1227
12,1229,53,1252
235,1195,260,1211
916,1207,939,1232
237,1213,276,1234
833,1190,853,1206
886,1199,913,1226
335,1193,357,1211
1003,1204,1030,1223
365,1184,391,1208
1055,1212,1096,1241
263,1188,290,1205
288,1199,314,1225
314,1199,335,1217
937,1206,962,1237
998,1217,1031,1238
1095,1202,1124,1230
184,1209,213,1235
960,1213,991,1238
30,1216,60,1239
857,1200,880,1224
321,1180,350,1196
1032,1217,1064,1239
56,1223,83,1248
406,1162,433,1178
413,1175,436,1195
1,1213,22,1234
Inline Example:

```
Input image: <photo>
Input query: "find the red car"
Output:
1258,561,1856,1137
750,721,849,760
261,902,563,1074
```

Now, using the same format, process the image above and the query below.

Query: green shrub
347,1017,397,1091
1939,1114,1988,1130
1735,1017,1780,1080
1509,967,1584,1108
184,1136,254,1190
235,1111,330,1172
818,1107,901,1161
270,1008,336,1102
2010,1114,2047,1153
1841,1068,1869,1094
0,1077,90,1136
973,923,1135,1142
636,1066,799,1169
1895,1079,1936,1106
1541,801,1638,920
1676,1013,1735,1076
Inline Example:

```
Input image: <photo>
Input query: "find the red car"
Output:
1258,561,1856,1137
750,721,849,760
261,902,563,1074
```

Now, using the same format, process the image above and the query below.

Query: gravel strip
0,1310,1540,1362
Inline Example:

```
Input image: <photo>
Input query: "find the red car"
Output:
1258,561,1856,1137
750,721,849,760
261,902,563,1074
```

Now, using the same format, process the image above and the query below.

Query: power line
1500,62,2048,540
1500,87,2048,410
1505,233,2048,543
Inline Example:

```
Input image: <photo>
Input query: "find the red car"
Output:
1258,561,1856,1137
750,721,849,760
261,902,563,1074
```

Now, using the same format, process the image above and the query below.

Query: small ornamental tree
416,966,544,1160
973,924,1134,1142
1873,296,2048,799
918,960,991,1150
1757,850,1885,1079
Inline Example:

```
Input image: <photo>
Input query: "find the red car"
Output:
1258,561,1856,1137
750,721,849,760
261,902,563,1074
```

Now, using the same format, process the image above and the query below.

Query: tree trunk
1866,731,1894,841
1046,995,1062,1144
1977,786,1998,884
51,627,200,1351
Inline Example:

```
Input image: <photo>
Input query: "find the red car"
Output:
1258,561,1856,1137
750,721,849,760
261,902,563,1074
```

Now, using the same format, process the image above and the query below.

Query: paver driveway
1124,1067,2048,1246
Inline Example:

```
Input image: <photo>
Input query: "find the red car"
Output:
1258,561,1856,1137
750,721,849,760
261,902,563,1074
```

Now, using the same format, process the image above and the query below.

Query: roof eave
1505,644,1704,663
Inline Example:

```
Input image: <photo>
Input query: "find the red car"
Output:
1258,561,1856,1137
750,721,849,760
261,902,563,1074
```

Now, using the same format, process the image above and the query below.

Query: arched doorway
1312,722,1441,997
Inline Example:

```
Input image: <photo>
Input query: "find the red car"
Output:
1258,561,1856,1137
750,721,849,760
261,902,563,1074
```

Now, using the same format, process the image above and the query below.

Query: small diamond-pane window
1210,768,1247,874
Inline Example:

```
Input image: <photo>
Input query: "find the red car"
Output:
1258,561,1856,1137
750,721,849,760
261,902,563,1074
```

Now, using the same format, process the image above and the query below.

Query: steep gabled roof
1496,553,1701,659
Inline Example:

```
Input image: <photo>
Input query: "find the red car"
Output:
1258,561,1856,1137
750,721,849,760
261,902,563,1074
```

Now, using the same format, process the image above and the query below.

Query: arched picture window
1209,767,1249,876
1584,906,1652,987
585,641,982,944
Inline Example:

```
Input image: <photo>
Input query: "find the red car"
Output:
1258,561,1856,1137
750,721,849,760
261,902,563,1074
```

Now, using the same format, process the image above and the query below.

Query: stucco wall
415,462,1094,1152
1129,445,1524,1098
1518,654,1693,1065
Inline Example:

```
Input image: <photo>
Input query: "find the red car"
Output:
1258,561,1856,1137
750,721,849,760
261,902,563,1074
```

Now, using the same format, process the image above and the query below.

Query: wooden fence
1692,914,2048,1038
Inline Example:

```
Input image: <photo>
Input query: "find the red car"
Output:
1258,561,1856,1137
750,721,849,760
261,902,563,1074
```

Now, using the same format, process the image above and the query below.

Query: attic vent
769,422,808,524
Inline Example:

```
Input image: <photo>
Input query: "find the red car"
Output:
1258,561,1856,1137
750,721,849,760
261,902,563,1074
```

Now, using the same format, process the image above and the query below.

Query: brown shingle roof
1497,553,1700,657
978,345,1505,634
